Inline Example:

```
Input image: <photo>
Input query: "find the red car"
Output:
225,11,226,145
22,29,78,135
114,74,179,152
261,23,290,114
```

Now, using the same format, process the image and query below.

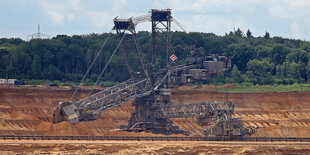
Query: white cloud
66,14,75,23
161,0,267,37
39,0,81,25
265,0,310,40
71,0,80,10
166,0,310,20
47,9,65,25
168,0,264,13
290,22,301,39
6,0,308,40
112,0,128,11
268,0,310,18
162,0,310,39
38,0,133,29
21,0,28,7
283,0,310,8
173,14,249,36
87,11,113,29
39,0,65,25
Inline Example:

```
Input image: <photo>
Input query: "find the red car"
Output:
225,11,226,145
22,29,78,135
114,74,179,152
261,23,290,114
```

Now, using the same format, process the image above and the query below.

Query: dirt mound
1,142,310,154
170,90,310,137
254,126,310,137
0,87,310,137
217,83,235,88
177,83,235,91
44,121,89,136
10,110,39,120
171,90,310,110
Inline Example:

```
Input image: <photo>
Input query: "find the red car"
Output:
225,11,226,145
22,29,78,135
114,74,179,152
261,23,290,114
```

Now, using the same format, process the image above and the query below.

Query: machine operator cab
182,54,231,83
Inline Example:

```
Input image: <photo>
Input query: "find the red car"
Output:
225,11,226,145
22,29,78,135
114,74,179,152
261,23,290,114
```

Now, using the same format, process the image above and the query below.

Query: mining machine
52,9,254,137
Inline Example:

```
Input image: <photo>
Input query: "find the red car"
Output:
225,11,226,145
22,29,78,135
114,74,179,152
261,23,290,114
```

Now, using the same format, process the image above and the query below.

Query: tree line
1,28,310,85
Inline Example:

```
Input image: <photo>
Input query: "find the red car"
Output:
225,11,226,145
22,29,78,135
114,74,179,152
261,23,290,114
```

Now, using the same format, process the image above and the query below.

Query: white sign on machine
170,54,177,61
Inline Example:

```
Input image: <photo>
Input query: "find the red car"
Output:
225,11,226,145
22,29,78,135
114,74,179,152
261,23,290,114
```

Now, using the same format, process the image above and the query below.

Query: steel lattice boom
154,101,234,119
53,78,153,123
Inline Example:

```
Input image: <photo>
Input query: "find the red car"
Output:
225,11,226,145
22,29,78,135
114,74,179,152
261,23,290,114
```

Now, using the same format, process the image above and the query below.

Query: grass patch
204,83,310,93
20,80,310,93
24,79,82,86
22,79,117,87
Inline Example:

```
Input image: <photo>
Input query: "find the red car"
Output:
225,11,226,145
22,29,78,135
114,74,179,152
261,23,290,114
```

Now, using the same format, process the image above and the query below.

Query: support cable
172,18,188,33
70,33,112,101
87,32,127,97
172,18,205,50
132,14,151,25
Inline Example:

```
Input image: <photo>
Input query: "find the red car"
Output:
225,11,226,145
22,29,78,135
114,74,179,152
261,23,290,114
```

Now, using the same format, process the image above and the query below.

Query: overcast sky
1,0,310,41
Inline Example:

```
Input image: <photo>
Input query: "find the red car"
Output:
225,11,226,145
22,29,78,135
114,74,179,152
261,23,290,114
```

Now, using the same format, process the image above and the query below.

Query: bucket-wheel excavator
52,9,254,136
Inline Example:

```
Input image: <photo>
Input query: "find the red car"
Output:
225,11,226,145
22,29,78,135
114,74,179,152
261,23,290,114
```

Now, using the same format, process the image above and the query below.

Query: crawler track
1,135,310,142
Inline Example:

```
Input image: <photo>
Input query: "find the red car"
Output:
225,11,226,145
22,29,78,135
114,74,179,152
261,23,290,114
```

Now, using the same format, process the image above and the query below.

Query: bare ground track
1,135,310,142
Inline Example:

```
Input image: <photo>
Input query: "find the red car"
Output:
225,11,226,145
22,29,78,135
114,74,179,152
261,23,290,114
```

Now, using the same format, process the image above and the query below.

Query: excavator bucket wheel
52,103,64,124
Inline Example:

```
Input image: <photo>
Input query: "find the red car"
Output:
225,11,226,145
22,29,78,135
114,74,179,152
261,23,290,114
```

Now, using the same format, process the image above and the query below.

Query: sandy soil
1,140,310,154
0,85,309,137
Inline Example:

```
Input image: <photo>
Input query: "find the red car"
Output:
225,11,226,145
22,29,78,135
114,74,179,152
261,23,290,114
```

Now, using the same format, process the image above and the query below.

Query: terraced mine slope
0,86,309,137
1,141,310,154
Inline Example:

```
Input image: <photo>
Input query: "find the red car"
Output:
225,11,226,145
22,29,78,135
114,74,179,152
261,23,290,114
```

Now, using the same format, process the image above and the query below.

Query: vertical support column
166,13,172,86
151,9,172,87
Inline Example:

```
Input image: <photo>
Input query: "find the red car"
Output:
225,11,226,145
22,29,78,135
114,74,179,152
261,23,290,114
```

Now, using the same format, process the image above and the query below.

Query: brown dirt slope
0,86,309,137
171,89,310,137
1,142,310,154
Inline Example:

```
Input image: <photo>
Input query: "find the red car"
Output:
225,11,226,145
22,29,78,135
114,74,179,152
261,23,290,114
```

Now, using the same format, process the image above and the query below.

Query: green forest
1,28,310,86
